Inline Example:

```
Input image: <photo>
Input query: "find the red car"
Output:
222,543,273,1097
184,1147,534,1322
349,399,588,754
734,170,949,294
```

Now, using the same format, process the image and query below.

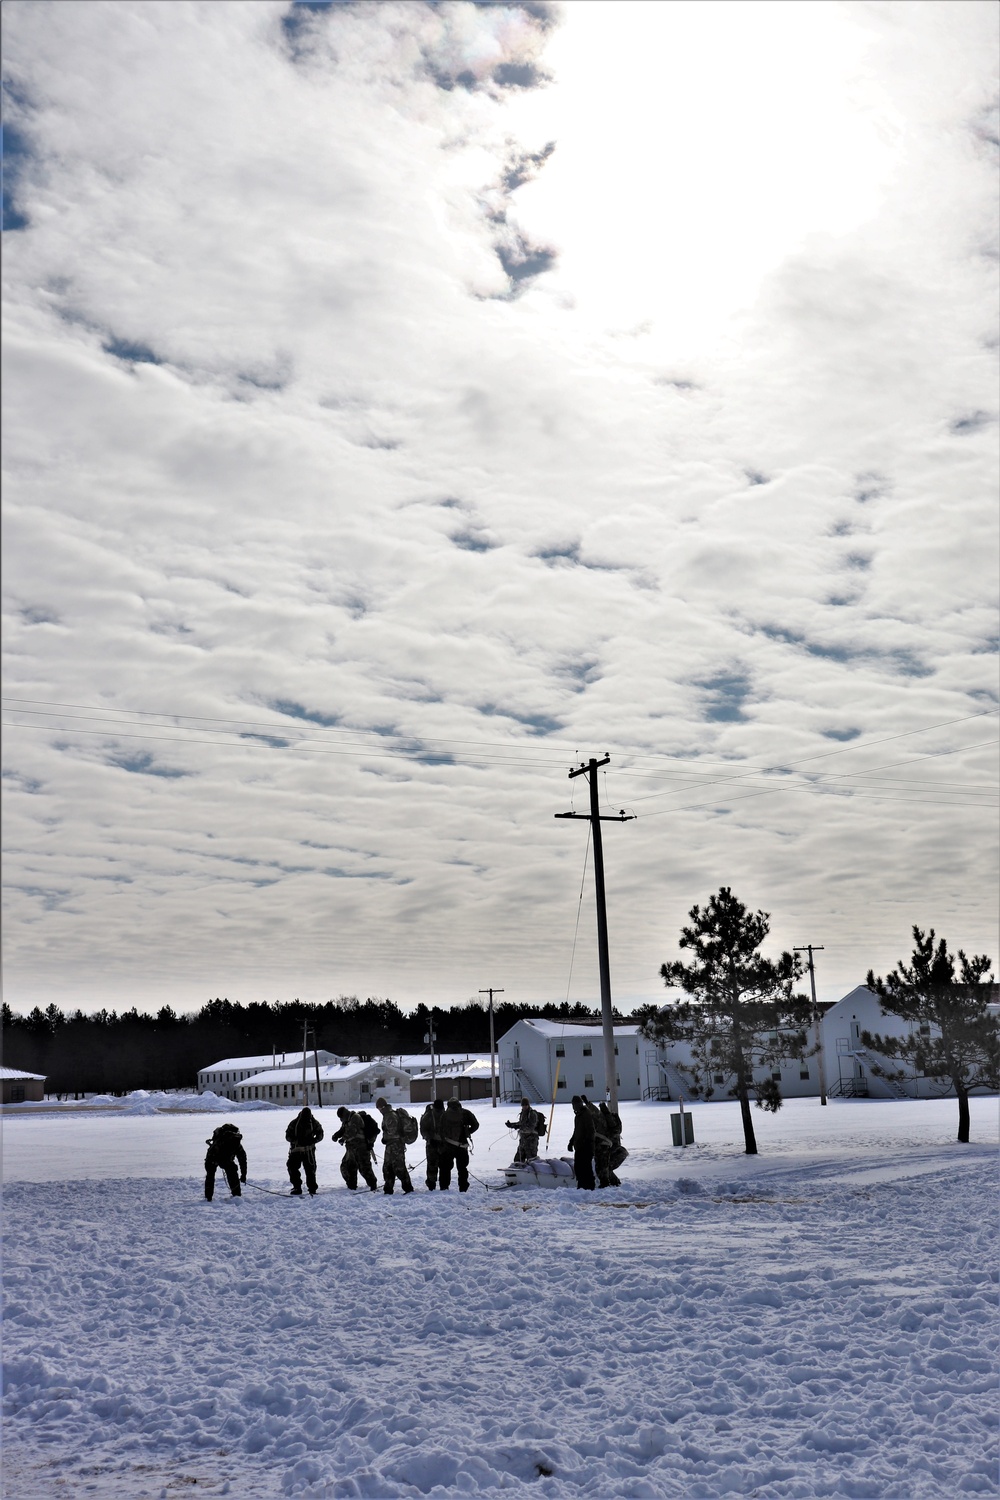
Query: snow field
2,1098,998,1499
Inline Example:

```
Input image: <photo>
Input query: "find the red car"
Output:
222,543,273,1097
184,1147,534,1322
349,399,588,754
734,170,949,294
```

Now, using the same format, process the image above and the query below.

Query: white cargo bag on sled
500,1157,576,1189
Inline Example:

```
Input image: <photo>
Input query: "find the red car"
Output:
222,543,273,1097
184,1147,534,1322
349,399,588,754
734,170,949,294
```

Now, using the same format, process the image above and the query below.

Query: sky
2,0,998,1021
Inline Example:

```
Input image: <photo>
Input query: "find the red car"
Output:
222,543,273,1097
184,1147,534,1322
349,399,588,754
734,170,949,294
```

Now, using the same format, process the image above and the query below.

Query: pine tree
865,928,997,1143
641,887,809,1154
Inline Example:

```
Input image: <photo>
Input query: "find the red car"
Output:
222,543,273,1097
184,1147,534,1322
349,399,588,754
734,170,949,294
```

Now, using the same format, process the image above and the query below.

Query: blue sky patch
107,752,189,779
1,120,32,232
269,699,341,728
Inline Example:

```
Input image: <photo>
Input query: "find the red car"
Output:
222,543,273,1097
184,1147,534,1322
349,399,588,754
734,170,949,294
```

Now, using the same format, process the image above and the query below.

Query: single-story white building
410,1057,497,1103
197,1051,342,1099
497,1020,647,1103
229,1060,411,1107
1,1066,47,1104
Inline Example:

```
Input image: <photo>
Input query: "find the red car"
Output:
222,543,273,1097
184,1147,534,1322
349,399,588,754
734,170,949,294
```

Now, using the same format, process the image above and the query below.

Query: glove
240,1175,247,1184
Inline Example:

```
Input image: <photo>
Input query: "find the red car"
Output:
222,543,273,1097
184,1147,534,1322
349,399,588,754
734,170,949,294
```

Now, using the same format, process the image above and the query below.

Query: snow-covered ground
2,1096,997,1499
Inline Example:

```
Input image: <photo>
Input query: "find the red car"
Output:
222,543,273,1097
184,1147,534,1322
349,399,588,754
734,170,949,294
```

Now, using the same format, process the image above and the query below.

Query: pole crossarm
555,812,634,822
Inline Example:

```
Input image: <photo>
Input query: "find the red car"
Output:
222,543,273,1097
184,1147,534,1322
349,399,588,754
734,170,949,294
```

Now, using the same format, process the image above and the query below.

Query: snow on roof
389,1053,491,1073
241,1060,410,1087
0,1066,47,1081
199,1052,339,1072
517,1020,641,1039
410,1058,495,1080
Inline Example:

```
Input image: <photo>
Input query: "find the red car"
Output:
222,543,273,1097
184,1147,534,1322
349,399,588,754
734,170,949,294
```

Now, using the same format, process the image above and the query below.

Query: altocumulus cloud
1,0,997,1015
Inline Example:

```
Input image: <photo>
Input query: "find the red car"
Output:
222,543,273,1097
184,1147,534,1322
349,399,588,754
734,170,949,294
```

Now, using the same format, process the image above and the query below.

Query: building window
713,1072,724,1084
616,1074,620,1086
614,1045,619,1056
555,1045,565,1057
375,1078,385,1088
10,1086,25,1103
771,1070,781,1082
584,1075,594,1088
582,1045,592,1057
557,1078,567,1089
800,1068,810,1080
918,1023,931,1037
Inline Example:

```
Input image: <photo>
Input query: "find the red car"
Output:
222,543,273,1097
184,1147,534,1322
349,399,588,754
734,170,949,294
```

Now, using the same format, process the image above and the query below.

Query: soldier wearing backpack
439,1098,480,1192
332,1107,379,1191
600,1101,627,1186
505,1098,545,1163
285,1106,324,1196
374,1096,415,1195
204,1122,247,1200
420,1099,447,1189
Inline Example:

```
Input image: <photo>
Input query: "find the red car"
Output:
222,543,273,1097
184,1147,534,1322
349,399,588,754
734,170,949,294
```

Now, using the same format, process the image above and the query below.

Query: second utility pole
556,755,634,1112
479,987,504,1106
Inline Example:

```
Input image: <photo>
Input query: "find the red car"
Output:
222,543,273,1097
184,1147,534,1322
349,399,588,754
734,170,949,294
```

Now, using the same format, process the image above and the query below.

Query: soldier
374,1096,415,1195
420,1098,447,1190
568,1095,596,1190
582,1093,614,1188
439,1098,480,1192
204,1122,247,1200
600,1100,626,1186
505,1098,546,1163
286,1106,324,1196
332,1106,379,1192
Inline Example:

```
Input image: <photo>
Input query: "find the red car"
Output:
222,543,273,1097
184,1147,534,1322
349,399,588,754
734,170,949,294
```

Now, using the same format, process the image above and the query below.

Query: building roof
0,1066,47,1081
387,1053,491,1074
512,1020,641,1040
410,1058,495,1081
235,1060,409,1088
199,1051,340,1073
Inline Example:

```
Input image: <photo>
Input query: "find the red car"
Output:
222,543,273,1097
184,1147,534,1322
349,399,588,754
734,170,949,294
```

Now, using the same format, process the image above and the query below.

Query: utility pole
556,755,634,1112
425,1011,437,1101
795,945,827,1106
479,988,504,1107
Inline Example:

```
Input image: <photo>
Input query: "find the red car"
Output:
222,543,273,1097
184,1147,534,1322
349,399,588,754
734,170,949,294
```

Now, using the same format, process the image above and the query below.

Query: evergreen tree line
0,995,623,1097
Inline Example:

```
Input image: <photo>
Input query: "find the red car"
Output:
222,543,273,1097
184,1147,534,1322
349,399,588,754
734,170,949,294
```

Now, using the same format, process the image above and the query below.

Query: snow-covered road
2,1097,997,1499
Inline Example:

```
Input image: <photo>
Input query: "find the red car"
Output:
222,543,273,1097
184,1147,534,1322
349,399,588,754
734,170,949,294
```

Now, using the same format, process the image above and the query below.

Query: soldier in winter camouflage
568,1095,596,1190
505,1098,545,1163
204,1122,247,1200
375,1096,415,1194
420,1098,447,1189
439,1098,479,1192
583,1094,614,1187
600,1100,626,1186
332,1106,379,1191
285,1106,324,1195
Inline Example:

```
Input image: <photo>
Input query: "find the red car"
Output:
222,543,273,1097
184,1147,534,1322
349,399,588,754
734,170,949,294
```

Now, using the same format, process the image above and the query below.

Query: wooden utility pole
556,756,634,1111
479,987,504,1106
425,1011,437,1101
795,945,827,1106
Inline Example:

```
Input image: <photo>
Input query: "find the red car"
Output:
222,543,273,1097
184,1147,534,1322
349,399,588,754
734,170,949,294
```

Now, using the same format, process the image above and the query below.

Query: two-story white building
641,983,999,1103
497,1020,647,1103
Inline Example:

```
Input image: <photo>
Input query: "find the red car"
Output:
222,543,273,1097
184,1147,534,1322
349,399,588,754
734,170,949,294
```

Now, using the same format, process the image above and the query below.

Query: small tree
641,887,809,1154
865,928,997,1143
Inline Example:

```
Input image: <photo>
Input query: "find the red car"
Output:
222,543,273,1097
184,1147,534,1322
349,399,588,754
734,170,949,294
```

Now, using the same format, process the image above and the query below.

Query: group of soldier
202,1094,480,1199
203,1090,626,1200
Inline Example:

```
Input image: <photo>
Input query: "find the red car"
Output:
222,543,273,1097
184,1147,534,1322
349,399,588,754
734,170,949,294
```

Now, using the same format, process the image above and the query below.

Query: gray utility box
670,1110,694,1147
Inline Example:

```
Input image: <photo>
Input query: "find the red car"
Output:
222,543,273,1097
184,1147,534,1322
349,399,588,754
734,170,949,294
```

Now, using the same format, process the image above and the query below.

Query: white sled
500,1156,576,1189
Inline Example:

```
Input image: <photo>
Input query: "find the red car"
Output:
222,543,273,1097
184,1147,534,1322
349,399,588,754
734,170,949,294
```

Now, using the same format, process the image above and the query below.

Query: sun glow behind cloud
508,1,898,350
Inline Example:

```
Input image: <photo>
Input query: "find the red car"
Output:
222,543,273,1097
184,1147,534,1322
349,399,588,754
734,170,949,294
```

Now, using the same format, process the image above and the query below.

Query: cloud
1,0,996,1017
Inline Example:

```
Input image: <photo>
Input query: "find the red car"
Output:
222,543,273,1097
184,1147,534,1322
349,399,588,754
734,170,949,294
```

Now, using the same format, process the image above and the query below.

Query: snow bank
2,1098,997,1499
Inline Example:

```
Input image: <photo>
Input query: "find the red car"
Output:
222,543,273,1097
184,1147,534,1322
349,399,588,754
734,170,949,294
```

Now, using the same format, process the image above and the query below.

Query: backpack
533,1111,546,1135
398,1109,418,1145
358,1111,379,1148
